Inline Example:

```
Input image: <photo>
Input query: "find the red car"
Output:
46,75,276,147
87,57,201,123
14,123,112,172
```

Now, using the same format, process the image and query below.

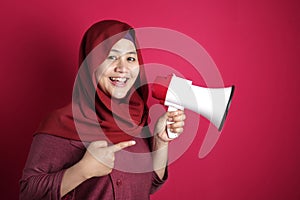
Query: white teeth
110,77,127,82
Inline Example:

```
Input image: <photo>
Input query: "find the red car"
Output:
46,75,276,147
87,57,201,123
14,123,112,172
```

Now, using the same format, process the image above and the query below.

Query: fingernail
130,141,136,145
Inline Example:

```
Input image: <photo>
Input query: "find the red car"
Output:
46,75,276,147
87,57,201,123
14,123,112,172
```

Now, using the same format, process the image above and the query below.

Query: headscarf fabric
36,20,149,144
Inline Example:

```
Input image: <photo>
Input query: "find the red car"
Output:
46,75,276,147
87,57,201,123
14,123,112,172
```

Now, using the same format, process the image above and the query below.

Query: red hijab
36,20,149,143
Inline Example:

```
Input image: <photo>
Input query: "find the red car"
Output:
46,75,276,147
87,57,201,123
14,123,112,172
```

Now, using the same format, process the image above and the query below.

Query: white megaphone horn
152,74,235,138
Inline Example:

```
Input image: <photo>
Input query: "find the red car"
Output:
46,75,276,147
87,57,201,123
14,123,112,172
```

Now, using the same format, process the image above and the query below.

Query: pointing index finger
109,140,136,152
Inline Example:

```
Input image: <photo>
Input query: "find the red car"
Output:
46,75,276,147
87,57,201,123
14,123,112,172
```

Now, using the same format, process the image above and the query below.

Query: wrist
61,161,90,197
76,159,92,180
153,135,169,150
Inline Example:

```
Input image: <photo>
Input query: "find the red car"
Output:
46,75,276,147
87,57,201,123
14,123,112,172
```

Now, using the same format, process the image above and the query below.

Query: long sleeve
20,134,79,200
20,134,168,199
150,167,168,194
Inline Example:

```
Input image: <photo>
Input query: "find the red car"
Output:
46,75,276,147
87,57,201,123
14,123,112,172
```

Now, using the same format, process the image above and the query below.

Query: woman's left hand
154,110,186,144
152,110,185,178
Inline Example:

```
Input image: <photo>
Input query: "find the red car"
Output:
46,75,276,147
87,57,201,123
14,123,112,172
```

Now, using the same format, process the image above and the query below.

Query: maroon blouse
20,134,167,200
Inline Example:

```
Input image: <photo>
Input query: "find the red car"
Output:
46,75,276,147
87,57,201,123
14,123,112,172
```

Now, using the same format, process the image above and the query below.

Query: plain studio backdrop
0,0,299,199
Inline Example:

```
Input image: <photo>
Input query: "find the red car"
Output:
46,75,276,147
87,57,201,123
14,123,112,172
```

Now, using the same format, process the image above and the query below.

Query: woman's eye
127,57,136,62
107,55,117,60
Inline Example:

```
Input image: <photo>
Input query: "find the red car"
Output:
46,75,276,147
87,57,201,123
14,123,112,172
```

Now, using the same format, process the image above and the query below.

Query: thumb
159,112,169,122
154,112,168,134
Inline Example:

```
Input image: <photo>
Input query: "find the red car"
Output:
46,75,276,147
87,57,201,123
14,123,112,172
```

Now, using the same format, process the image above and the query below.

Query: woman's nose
114,59,128,73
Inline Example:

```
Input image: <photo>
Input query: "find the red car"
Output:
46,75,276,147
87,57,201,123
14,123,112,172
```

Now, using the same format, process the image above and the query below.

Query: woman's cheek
132,66,140,79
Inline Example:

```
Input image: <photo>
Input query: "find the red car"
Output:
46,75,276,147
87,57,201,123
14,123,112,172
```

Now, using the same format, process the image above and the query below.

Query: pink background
1,0,299,199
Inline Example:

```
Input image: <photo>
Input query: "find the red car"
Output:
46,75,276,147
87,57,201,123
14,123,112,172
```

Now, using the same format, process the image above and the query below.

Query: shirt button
116,179,122,186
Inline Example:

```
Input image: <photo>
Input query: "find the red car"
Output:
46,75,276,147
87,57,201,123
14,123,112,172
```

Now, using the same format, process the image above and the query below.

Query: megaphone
152,74,235,138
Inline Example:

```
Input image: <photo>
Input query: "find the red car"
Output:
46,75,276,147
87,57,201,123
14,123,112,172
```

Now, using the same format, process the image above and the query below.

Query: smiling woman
19,20,186,200
95,38,140,99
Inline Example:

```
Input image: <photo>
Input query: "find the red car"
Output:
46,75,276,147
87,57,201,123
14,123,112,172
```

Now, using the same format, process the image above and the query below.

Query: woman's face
95,38,140,99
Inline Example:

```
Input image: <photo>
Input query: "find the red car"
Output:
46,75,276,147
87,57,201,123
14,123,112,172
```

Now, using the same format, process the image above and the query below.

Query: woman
20,20,186,200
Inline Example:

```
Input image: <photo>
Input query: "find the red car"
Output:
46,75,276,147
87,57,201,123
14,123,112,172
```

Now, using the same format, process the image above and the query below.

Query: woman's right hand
61,140,135,197
78,140,136,179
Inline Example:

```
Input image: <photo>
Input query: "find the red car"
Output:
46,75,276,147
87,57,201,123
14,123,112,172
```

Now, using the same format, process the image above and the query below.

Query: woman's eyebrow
111,49,137,54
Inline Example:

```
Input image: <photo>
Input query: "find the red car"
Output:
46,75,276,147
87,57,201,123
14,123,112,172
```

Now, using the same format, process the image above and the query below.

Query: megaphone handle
167,106,180,139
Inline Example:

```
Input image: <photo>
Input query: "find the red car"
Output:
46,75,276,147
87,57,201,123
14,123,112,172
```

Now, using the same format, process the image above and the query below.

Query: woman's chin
111,90,128,99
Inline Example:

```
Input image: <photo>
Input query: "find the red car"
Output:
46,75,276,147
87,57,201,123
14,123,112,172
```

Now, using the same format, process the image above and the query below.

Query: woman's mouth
109,77,129,87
